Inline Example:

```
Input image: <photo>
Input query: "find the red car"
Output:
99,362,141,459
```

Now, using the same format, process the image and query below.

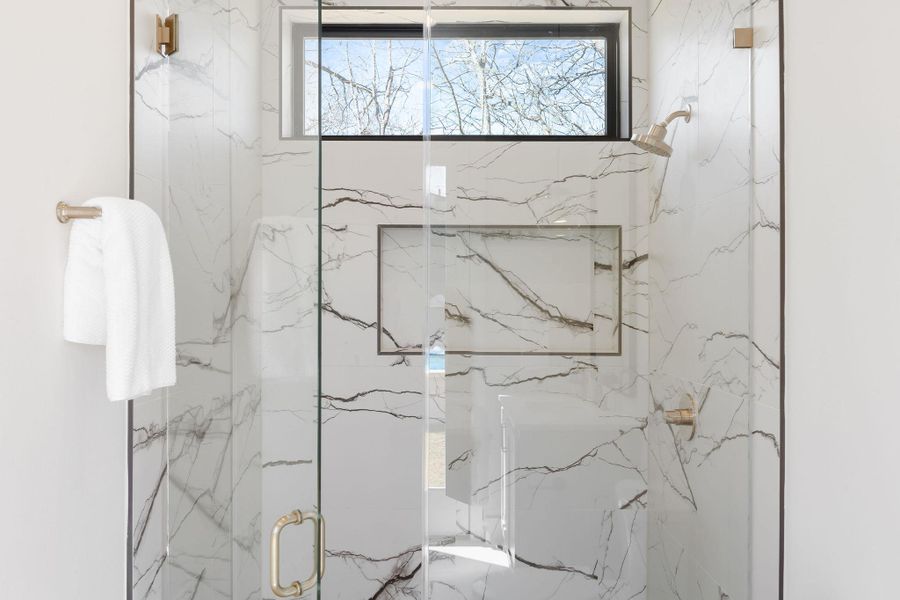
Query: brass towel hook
56,202,102,224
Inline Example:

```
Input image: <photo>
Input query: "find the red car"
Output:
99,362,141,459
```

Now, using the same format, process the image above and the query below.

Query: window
288,12,627,140
430,26,617,138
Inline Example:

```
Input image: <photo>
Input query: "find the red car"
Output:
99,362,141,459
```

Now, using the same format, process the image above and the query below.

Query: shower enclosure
130,0,782,599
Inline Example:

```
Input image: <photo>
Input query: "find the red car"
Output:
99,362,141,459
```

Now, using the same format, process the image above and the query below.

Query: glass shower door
130,2,323,599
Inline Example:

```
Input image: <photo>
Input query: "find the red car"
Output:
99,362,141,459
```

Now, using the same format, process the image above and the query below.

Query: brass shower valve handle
664,408,695,426
663,393,698,439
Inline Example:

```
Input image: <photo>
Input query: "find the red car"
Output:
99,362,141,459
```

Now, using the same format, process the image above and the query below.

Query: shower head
631,124,674,157
630,106,692,157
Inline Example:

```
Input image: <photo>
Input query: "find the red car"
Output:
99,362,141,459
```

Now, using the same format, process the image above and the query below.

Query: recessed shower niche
379,224,622,355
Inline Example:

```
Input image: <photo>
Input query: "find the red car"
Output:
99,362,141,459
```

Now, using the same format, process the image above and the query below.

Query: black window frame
293,21,624,141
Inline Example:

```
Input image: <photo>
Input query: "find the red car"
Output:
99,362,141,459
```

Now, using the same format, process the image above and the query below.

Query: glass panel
131,2,252,598
130,1,321,599
266,3,322,600
422,2,757,600
645,0,754,597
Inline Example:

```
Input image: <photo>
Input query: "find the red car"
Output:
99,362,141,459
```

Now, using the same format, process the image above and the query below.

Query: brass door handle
270,510,325,598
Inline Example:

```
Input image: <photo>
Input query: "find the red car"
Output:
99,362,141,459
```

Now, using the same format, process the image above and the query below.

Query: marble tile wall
645,0,781,599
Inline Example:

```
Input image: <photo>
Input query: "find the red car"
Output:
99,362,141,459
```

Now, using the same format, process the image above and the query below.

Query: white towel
64,198,176,401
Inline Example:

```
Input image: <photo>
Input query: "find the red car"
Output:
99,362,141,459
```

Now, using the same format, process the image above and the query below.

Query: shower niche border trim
377,223,623,357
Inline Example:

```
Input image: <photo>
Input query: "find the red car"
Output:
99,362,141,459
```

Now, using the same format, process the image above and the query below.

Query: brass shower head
631,106,692,157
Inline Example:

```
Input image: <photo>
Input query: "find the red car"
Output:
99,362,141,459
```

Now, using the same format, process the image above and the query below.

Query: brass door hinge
156,14,178,57
733,27,753,49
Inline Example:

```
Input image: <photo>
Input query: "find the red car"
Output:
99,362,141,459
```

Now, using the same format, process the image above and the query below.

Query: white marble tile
647,373,750,599
428,507,647,600
648,517,734,600
649,189,753,396
444,357,648,509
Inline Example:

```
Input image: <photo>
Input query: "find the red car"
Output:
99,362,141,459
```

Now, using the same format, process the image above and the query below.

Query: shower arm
660,107,692,127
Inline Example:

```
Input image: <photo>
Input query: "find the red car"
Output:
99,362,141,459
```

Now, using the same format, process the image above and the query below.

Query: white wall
784,2,900,597
0,1,128,598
